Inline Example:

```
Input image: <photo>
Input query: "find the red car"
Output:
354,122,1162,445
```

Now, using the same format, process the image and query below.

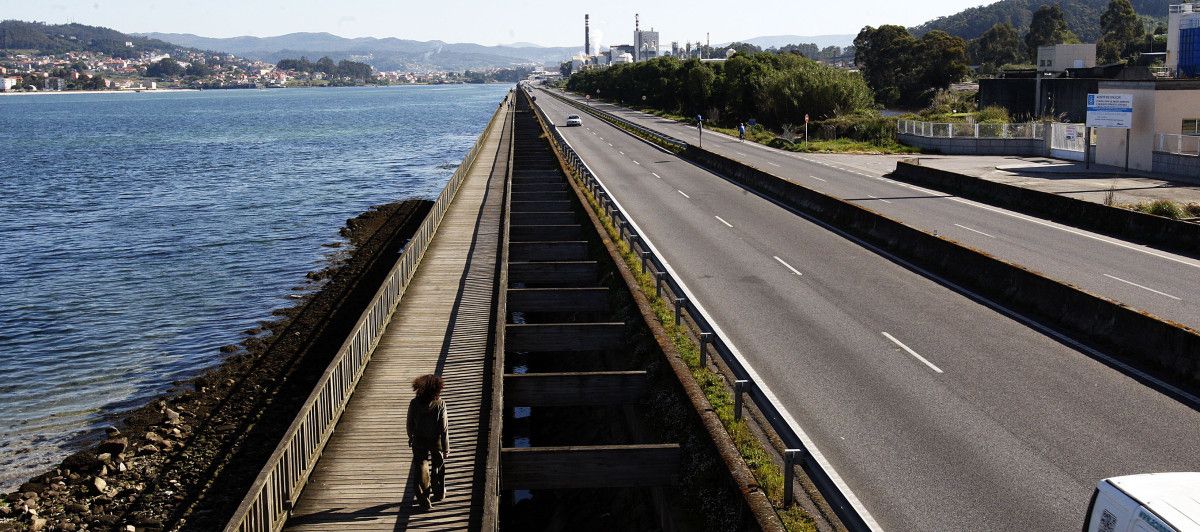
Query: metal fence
897,119,1044,140
224,92,512,532
533,87,879,532
1157,133,1200,156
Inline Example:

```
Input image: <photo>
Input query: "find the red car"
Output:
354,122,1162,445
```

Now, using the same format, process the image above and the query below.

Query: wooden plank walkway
285,102,511,531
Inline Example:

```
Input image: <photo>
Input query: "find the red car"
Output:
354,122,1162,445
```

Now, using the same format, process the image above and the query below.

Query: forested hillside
910,0,1171,42
0,20,193,58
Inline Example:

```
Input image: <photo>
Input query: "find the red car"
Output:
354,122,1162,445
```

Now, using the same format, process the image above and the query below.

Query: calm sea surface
0,84,511,490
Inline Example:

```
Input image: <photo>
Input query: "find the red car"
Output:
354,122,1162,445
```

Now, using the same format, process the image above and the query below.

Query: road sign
1086,93,1133,129
804,114,810,124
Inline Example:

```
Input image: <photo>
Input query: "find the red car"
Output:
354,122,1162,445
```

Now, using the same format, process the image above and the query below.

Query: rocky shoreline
0,199,432,532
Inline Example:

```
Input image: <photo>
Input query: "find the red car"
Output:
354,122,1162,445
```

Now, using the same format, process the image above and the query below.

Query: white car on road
565,114,582,127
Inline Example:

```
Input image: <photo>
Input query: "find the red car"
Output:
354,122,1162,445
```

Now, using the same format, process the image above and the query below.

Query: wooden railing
224,91,512,532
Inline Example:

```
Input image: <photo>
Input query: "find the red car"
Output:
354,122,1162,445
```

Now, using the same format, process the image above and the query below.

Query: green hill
0,20,199,58
910,0,1171,42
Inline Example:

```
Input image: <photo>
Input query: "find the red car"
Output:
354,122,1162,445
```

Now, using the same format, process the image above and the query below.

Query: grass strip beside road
572,169,817,532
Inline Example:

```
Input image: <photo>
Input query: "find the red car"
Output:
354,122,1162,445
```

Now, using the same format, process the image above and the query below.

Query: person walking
407,374,449,510
738,122,746,142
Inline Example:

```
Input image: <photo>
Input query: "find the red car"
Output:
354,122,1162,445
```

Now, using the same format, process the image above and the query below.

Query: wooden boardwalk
285,102,511,531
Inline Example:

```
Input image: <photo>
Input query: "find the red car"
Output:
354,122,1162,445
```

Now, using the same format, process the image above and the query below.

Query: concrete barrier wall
684,146,1200,394
1152,151,1200,185
897,133,1046,156
893,161,1200,258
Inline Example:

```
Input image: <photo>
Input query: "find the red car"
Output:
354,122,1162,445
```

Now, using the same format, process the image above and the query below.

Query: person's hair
412,374,444,402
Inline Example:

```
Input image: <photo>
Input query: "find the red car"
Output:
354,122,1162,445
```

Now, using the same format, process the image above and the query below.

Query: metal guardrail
897,119,1044,140
224,92,513,532
1157,133,1200,156
541,90,688,153
527,87,880,531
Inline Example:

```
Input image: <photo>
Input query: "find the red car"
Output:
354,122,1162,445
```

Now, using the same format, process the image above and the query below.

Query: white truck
1083,473,1200,531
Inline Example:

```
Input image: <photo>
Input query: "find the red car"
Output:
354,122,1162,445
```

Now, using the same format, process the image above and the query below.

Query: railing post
674,297,685,325
974,123,980,138
699,332,713,368
784,448,803,507
733,380,749,421
655,272,665,297
641,250,651,273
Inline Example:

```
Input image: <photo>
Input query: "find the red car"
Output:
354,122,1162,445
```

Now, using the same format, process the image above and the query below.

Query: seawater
0,84,512,490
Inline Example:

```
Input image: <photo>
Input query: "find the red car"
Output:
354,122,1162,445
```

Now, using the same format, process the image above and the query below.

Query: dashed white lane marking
607,143,613,147
1103,274,1183,300
619,150,625,155
766,161,782,167
867,194,893,204
773,256,803,276
632,160,641,165
954,223,996,238
677,190,691,199
715,215,734,228
808,175,828,182
882,332,943,373
651,172,662,179
873,175,1200,271
736,151,748,156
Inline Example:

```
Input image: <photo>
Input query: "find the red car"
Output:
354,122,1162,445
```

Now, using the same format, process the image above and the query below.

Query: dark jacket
407,397,449,451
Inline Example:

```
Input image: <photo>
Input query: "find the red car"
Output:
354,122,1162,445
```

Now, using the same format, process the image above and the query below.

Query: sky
1,0,995,48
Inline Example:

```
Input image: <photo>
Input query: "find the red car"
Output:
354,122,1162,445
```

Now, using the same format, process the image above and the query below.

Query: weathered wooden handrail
224,91,513,532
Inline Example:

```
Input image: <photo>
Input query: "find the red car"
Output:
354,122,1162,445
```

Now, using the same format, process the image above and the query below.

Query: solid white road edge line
547,87,1200,409
715,215,734,228
548,122,883,530
564,92,1200,272
774,256,803,276
1103,274,1183,301
882,332,944,374
867,194,893,204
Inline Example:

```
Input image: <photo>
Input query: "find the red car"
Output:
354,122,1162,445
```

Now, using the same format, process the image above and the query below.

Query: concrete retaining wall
893,161,1200,258
1152,151,1200,185
897,133,1046,156
684,146,1200,395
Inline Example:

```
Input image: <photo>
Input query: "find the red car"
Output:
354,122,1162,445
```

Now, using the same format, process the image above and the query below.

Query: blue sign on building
1182,27,1200,78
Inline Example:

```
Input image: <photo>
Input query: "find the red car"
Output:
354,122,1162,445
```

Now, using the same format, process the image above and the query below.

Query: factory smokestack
585,14,591,56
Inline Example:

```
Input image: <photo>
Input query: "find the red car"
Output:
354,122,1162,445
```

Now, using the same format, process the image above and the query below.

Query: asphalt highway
532,87,1200,531
548,88,1200,333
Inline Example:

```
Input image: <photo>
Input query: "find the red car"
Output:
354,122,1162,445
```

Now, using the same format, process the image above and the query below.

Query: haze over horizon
4,0,994,50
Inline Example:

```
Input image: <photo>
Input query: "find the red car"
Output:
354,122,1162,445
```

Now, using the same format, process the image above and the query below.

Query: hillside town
0,46,511,93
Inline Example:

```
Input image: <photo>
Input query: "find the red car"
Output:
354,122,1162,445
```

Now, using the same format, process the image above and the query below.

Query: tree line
145,57,211,78
275,56,374,81
566,53,873,129
854,0,1155,108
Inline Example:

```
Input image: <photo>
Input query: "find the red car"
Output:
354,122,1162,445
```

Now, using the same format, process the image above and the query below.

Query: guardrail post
640,250,651,273
655,272,665,297
674,297,686,325
784,448,803,506
699,332,713,367
734,380,749,421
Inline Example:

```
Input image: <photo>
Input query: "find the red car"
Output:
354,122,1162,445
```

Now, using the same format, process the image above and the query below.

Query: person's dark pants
410,446,445,508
